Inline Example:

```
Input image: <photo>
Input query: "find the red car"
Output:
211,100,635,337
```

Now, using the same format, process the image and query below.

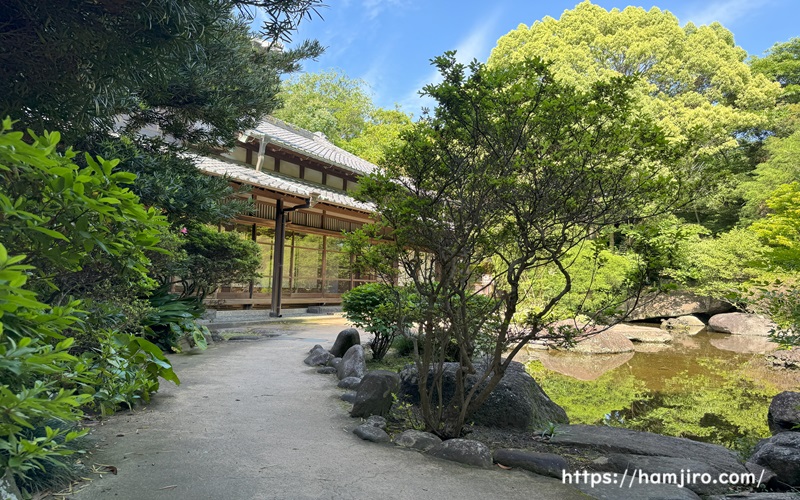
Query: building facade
195,117,378,315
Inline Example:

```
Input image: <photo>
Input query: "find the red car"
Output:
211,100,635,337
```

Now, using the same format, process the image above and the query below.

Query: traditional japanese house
194,116,377,316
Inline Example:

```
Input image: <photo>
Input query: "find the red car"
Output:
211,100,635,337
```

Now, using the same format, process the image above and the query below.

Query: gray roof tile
191,155,374,213
248,117,378,176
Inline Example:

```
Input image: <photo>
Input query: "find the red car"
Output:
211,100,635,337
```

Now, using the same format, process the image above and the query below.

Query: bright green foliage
760,287,800,348
516,244,641,322
274,70,374,144
741,130,800,220
0,245,90,481
750,182,800,266
0,118,165,302
342,283,418,361
86,332,180,416
628,359,774,450
273,70,413,163
352,52,684,437
526,360,648,425
489,1,779,159
751,37,800,104
342,108,413,164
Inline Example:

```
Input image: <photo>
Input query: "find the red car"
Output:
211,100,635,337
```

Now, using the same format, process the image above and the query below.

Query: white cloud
395,8,503,116
682,0,772,26
362,0,409,21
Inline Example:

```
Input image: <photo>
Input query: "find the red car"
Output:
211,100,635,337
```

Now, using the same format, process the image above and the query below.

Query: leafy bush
342,283,418,361
169,224,262,300
142,287,210,352
0,245,91,483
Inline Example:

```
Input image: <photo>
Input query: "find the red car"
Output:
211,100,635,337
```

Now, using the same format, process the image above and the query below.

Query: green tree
0,0,323,148
273,70,413,163
751,37,800,104
488,1,779,231
350,53,687,438
741,130,800,220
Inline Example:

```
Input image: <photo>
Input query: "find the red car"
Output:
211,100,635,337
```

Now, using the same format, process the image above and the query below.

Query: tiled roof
246,117,378,176
192,155,374,213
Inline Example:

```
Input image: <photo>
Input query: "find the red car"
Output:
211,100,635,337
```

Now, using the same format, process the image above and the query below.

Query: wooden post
271,200,285,317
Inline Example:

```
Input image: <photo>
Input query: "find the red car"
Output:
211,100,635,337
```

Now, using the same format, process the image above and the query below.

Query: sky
264,0,799,116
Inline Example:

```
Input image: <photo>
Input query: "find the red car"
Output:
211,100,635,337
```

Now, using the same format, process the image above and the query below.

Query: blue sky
269,0,799,116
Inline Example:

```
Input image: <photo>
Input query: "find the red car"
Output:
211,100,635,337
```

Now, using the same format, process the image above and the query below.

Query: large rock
751,432,800,487
549,425,747,475
609,324,673,343
427,439,492,468
708,313,776,337
767,391,800,434
353,424,390,443
350,370,400,418
626,292,733,322
338,376,362,390
330,328,361,358
337,344,366,380
661,315,706,335
708,494,800,499
394,430,442,452
571,330,635,354
493,449,567,479
304,344,334,366
399,360,568,430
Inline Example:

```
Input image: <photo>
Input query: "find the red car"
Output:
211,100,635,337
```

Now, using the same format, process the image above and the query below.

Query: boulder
330,328,361,358
427,439,492,468
548,425,746,475
750,432,800,487
399,360,568,430
337,345,366,380
605,453,731,495
626,291,733,322
708,313,776,337
661,315,706,335
394,430,442,452
353,424,390,443
316,366,337,374
745,461,778,489
330,357,342,369
609,324,673,343
350,370,401,418
337,376,362,390
571,330,635,354
365,415,387,429
304,344,334,366
493,449,567,479
340,392,357,403
768,391,800,435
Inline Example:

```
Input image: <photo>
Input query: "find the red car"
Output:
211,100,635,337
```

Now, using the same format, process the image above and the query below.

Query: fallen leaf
497,463,512,470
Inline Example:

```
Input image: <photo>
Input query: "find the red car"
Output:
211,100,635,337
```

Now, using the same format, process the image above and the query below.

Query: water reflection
522,328,799,450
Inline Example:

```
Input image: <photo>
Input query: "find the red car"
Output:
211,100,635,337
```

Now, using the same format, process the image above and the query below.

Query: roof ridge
262,116,320,141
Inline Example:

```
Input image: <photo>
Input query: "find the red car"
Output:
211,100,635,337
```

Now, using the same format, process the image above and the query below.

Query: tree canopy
351,52,688,437
273,70,413,163
488,1,779,160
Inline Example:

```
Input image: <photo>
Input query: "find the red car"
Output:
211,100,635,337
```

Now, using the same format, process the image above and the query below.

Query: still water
516,326,800,453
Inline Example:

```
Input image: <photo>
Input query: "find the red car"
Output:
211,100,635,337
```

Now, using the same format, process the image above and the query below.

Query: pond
514,326,800,456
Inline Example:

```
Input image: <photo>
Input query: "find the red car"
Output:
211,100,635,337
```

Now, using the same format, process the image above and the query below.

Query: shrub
342,283,418,361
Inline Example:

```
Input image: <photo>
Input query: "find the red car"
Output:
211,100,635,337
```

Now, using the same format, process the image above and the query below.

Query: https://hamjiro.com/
562,468,765,489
